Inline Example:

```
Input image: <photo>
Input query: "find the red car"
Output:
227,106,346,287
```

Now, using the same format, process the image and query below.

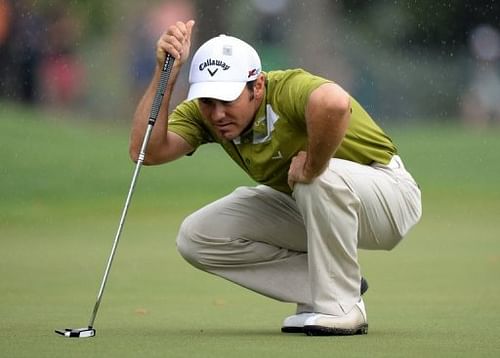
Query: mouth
215,122,234,134
216,122,233,129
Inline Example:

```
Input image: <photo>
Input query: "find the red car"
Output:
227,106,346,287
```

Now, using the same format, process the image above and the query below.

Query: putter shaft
88,54,175,328
55,54,175,338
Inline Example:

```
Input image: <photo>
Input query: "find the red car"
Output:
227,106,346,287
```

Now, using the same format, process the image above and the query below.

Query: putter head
55,326,95,338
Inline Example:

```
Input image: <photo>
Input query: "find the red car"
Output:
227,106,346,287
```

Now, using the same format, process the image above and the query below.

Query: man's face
198,86,257,141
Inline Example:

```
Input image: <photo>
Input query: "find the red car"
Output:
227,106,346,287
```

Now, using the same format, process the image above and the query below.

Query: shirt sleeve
168,100,214,149
269,69,331,129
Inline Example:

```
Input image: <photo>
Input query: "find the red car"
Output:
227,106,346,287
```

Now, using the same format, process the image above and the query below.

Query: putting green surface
1,104,499,357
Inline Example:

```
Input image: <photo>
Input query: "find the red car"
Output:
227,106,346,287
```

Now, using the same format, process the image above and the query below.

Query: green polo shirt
168,69,396,194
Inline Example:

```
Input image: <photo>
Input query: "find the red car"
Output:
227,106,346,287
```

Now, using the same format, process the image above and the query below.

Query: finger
178,20,195,53
157,41,175,60
174,21,188,38
186,20,195,38
167,24,187,45
168,23,192,58
176,20,195,37
157,34,182,59
287,169,296,189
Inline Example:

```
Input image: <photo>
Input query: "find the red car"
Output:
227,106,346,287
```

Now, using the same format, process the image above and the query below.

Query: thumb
186,20,195,37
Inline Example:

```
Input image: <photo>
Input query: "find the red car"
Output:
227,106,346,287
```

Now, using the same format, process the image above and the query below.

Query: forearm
129,20,195,164
129,64,180,162
304,84,351,178
304,106,350,177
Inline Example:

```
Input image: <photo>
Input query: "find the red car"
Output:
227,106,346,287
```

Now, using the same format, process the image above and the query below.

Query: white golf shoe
303,299,368,336
281,278,369,334
281,312,316,333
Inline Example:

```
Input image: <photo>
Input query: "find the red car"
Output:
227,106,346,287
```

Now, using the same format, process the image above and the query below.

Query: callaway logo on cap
198,58,231,77
187,35,262,102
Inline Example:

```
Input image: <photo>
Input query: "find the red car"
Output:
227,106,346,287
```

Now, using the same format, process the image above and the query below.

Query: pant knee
293,174,352,208
293,178,323,206
176,214,205,269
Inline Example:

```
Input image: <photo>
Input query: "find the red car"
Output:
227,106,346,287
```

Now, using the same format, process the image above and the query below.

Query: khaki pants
176,156,422,316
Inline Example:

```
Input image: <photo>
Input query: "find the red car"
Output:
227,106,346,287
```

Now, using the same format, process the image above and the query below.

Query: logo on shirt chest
271,151,283,160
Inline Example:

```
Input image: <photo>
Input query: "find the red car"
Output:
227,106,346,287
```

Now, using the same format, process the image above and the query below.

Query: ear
253,73,266,101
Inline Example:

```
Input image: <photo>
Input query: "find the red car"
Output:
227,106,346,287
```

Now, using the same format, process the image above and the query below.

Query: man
130,20,422,336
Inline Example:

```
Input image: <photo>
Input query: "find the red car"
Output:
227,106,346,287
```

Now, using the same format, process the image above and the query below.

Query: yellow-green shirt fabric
168,69,396,194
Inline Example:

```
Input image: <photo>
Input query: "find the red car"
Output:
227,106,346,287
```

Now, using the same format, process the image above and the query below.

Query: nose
210,102,226,122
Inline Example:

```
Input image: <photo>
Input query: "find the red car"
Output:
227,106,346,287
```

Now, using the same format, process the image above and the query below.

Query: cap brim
187,81,246,102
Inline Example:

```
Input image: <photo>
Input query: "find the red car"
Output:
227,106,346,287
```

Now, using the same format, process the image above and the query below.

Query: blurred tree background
1,0,499,127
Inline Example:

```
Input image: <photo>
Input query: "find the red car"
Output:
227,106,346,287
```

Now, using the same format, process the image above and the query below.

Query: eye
199,98,234,107
199,98,213,105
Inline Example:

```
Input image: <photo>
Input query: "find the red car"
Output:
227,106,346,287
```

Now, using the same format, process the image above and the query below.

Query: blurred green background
1,0,500,124
1,1,500,357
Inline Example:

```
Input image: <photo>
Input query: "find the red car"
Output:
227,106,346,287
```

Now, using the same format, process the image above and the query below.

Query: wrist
304,159,328,179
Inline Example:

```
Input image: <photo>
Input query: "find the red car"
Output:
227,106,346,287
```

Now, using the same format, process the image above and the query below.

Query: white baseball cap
187,35,261,101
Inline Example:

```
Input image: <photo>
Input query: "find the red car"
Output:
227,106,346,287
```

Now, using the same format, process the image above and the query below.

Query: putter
55,54,175,338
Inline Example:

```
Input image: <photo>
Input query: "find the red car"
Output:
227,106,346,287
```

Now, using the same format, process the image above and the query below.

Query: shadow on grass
96,326,294,339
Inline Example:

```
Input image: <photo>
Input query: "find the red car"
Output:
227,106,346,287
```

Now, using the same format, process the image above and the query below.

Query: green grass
1,103,500,357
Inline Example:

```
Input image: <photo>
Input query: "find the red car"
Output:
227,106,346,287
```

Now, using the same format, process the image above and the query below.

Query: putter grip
148,54,175,125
